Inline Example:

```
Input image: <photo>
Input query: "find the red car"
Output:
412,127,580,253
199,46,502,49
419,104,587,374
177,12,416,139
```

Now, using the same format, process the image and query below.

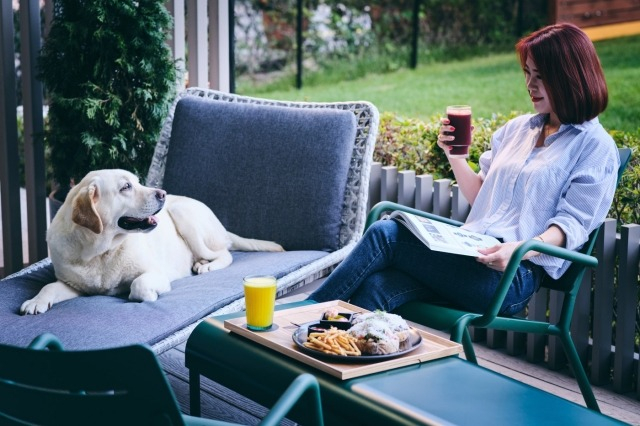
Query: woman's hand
437,118,455,157
438,116,483,204
438,117,474,159
476,242,523,271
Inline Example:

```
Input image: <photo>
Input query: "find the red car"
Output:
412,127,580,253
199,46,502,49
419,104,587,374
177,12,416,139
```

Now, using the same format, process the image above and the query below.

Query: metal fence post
0,0,24,276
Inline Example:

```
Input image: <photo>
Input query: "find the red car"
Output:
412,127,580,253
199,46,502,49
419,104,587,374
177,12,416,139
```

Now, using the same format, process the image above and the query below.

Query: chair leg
450,317,478,364
189,369,202,417
560,331,600,412
461,329,478,364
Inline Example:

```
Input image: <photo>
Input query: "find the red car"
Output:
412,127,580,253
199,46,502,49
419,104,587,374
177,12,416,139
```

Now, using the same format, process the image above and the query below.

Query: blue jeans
309,219,544,315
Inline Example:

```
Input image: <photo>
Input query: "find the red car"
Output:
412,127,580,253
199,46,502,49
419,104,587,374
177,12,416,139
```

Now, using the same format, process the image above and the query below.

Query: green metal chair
366,147,631,413
0,333,324,426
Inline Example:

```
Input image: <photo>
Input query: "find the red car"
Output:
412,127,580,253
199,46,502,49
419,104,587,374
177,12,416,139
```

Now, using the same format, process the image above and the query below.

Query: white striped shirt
463,113,619,279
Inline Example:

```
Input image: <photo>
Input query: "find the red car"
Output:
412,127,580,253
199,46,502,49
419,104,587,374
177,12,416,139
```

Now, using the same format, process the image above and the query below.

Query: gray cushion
0,250,326,350
162,96,357,252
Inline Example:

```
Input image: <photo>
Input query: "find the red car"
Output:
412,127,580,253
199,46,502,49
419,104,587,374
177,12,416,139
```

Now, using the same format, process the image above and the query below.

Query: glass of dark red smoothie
445,105,472,158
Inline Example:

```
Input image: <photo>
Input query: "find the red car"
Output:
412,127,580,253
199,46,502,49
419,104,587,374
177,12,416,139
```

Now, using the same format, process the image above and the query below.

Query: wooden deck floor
160,285,640,425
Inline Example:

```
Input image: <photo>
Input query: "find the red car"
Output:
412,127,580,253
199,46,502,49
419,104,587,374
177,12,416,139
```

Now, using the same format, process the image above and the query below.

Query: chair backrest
0,334,185,426
146,88,379,252
541,147,632,292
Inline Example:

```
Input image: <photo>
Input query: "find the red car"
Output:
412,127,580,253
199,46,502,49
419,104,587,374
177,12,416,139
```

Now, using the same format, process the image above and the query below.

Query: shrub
374,112,640,225
38,0,178,199
609,130,640,225
374,111,518,179
374,112,446,178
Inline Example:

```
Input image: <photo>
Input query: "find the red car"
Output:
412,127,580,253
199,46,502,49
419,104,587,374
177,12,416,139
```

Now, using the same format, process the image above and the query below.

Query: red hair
516,23,608,124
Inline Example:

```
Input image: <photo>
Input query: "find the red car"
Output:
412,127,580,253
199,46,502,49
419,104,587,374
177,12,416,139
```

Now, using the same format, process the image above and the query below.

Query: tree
39,0,178,200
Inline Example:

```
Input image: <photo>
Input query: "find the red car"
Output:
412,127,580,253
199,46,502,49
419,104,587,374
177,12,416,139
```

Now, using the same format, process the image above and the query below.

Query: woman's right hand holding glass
438,118,456,159
437,117,482,203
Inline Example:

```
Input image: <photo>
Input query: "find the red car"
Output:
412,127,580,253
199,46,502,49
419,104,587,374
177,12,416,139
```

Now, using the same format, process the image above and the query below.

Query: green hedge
375,112,640,225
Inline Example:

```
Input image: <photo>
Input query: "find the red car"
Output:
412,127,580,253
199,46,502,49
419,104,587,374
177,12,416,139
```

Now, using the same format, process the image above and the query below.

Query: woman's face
524,56,553,115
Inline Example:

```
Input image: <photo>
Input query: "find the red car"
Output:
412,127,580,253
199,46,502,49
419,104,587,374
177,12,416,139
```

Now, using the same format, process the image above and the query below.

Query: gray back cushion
162,96,357,252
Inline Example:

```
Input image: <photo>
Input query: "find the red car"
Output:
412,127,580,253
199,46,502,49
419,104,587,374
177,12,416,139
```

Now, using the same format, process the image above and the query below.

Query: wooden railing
369,162,640,398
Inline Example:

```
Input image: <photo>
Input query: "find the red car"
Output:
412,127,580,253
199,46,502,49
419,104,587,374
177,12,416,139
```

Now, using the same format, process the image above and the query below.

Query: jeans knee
367,219,401,244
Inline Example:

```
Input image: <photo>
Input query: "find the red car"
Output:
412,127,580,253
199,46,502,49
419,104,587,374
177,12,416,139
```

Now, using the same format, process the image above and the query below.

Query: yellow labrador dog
20,169,284,315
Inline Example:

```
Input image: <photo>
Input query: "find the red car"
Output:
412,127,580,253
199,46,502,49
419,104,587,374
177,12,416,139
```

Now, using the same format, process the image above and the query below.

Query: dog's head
69,169,166,234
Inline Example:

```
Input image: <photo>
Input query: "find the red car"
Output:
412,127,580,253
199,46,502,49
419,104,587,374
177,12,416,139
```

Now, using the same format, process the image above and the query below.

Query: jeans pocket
502,295,534,316
500,263,539,316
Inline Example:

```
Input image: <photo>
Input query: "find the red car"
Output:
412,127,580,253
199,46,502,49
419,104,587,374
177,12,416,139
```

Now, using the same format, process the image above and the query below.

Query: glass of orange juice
243,275,277,331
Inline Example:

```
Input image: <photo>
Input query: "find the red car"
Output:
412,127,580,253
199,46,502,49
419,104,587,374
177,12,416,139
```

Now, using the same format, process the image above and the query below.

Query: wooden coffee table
185,301,624,425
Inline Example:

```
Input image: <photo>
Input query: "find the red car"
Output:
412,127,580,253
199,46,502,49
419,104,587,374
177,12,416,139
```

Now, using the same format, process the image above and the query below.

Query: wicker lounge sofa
0,88,379,353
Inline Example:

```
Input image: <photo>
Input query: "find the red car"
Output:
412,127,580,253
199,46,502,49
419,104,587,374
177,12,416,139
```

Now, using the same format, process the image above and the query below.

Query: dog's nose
156,189,166,200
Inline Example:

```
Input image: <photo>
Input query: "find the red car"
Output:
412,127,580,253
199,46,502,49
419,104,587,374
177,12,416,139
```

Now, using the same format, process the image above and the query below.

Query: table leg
189,369,201,417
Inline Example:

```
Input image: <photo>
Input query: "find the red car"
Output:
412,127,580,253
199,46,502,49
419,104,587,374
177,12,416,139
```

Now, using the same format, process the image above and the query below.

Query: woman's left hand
476,242,522,271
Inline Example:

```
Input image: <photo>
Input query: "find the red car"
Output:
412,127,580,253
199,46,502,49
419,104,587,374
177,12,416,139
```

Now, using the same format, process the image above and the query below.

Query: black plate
292,321,422,363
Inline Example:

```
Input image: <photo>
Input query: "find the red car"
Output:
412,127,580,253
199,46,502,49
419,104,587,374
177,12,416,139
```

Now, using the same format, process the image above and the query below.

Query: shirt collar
529,113,546,129
571,116,600,131
528,114,600,146
529,113,600,131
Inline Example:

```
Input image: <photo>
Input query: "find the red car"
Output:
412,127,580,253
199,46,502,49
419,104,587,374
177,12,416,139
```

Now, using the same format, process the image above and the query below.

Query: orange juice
243,275,277,331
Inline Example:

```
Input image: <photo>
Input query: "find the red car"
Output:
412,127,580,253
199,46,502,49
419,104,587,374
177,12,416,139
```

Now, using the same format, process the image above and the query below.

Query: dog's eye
120,182,132,192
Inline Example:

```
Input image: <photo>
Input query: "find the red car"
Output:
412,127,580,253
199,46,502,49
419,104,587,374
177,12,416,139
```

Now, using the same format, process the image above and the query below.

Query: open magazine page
388,211,500,257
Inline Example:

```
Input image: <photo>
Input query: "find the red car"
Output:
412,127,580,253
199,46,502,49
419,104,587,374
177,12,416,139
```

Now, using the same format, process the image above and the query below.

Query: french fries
303,326,361,356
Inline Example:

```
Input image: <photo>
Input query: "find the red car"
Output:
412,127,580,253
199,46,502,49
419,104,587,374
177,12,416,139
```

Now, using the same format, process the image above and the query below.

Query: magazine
387,211,500,257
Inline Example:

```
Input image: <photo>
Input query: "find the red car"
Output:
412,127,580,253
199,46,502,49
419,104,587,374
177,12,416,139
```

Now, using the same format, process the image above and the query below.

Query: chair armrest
367,203,598,327
473,239,598,327
261,373,324,426
366,201,464,231
183,373,323,425
519,240,598,267
28,333,65,351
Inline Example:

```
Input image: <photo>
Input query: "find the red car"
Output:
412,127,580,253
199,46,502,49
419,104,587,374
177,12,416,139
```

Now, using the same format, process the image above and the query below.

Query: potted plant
38,0,178,209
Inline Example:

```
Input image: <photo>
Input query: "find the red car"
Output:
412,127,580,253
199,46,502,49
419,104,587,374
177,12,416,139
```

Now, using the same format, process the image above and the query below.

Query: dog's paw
130,274,170,302
20,298,51,315
129,287,159,302
193,260,224,274
270,242,285,252
129,281,159,302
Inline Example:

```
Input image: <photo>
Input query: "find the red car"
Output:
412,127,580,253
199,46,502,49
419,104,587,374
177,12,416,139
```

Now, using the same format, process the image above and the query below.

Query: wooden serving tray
224,300,462,380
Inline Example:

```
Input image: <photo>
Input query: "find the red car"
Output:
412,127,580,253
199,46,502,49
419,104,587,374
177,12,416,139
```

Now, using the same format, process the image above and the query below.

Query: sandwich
348,311,411,355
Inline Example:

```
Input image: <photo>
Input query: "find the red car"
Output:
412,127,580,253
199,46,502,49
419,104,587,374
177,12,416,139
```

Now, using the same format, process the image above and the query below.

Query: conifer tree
39,0,178,200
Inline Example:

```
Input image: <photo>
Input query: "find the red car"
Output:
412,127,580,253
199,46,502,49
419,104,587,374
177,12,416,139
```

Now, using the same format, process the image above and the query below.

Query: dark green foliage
609,130,640,226
374,111,518,180
374,112,449,179
38,0,178,193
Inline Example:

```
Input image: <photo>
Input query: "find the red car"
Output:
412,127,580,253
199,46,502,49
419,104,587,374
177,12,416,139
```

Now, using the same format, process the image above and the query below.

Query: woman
309,23,619,315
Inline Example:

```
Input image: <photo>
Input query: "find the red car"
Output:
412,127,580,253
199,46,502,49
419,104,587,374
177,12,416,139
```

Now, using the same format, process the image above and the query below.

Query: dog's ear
71,182,103,234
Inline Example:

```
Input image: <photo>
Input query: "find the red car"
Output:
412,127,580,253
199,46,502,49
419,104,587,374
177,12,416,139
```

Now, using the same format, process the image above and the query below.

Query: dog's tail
228,232,285,252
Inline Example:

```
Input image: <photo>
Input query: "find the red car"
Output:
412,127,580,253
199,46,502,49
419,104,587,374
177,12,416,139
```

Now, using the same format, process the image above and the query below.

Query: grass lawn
238,35,640,133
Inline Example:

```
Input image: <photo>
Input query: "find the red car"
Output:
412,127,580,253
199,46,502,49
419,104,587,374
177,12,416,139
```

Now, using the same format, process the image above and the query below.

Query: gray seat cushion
0,250,326,350
162,96,357,252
